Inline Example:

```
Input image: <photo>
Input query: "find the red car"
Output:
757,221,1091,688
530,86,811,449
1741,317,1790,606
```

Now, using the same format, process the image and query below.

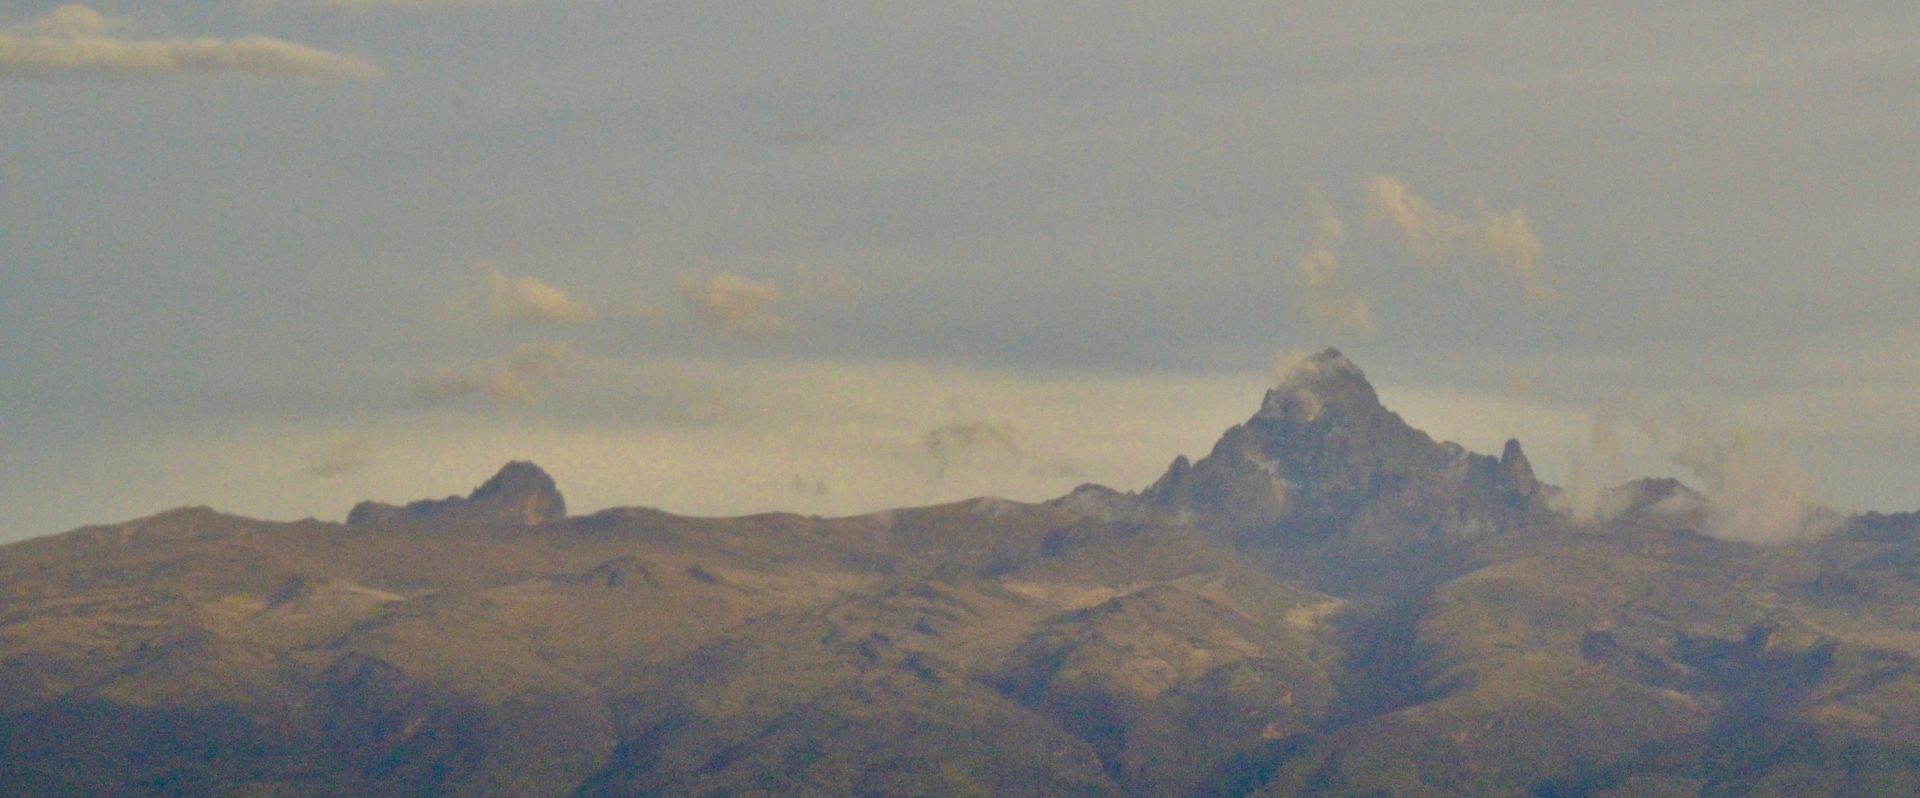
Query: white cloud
1366,175,1468,258
414,342,586,405
1549,400,1638,525
1364,175,1554,300
1665,424,1835,544
676,272,790,342
484,271,594,325
0,5,378,80
1292,189,1375,335
1546,397,1836,542
1476,204,1549,300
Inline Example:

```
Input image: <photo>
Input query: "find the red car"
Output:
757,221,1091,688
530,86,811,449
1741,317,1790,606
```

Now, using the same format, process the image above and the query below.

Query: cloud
1365,175,1469,258
1267,348,1373,423
1550,398,1835,542
0,5,378,80
1666,425,1835,544
306,436,372,477
676,272,790,341
414,342,586,405
484,271,594,325
921,420,1019,479
1363,175,1554,300
1292,189,1375,335
300,0,525,9
1297,249,1338,289
1476,204,1548,300
1551,400,1636,525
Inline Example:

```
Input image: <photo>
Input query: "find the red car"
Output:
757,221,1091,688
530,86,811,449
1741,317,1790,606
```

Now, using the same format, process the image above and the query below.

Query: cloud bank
0,5,377,80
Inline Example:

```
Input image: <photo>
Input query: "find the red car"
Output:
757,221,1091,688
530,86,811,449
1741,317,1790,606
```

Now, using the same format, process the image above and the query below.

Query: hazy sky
5,2,1919,541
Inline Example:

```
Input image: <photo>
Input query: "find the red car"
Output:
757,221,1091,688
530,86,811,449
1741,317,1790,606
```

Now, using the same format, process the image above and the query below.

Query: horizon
7,4,1920,541
17,350,1889,547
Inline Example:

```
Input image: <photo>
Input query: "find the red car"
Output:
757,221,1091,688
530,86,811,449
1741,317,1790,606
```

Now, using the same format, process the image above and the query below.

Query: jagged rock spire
1500,438,1538,498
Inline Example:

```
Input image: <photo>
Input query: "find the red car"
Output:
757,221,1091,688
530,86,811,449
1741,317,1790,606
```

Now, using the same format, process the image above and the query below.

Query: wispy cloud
1293,188,1375,335
414,342,586,405
1665,423,1835,544
306,435,372,477
921,420,1019,479
1288,176,1549,337
1552,400,1636,525
1364,175,1554,300
0,5,378,81
484,270,595,325
1550,398,1834,542
676,272,790,342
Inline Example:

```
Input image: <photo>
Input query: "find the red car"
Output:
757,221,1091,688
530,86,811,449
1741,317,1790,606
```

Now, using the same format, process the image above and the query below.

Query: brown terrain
4,349,1919,797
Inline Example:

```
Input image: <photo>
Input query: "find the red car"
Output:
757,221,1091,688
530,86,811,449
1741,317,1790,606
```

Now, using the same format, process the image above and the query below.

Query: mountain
4,350,1920,797
345,460,566,527
1143,349,1543,595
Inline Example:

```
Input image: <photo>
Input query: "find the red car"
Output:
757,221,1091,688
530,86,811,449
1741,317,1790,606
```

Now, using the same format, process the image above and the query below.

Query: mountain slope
3,351,1920,797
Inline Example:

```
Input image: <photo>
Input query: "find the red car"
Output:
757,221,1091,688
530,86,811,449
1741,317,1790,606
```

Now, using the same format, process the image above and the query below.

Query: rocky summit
1145,349,1542,594
346,460,567,527
4,352,1920,797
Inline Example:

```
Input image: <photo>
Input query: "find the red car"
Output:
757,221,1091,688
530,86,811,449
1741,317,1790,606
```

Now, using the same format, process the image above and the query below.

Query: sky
4,2,1919,542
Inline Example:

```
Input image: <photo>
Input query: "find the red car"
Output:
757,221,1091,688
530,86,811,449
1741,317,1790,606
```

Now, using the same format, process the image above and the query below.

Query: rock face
1499,437,1539,499
347,461,566,527
1143,349,1541,593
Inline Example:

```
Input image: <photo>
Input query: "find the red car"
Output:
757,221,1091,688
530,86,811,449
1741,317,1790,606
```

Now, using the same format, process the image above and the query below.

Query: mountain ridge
5,352,1920,797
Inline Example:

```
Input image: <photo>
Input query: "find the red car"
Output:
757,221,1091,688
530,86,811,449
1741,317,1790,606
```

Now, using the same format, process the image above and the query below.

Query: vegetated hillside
4,350,1919,797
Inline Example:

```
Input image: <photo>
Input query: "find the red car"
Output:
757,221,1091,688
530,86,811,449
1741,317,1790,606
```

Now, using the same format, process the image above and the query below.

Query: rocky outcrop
1499,438,1538,499
347,461,566,527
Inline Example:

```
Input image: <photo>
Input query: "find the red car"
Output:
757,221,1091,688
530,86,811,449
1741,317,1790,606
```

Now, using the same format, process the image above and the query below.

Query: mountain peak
1144,349,1545,593
347,461,566,527
1256,348,1381,424
473,461,560,505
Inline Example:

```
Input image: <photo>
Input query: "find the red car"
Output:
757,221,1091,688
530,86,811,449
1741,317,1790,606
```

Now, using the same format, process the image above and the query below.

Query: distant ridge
347,461,565,527
5,350,1920,797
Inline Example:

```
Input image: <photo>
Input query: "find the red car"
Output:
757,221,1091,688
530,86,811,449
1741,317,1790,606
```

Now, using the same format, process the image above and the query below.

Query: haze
5,2,1918,541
